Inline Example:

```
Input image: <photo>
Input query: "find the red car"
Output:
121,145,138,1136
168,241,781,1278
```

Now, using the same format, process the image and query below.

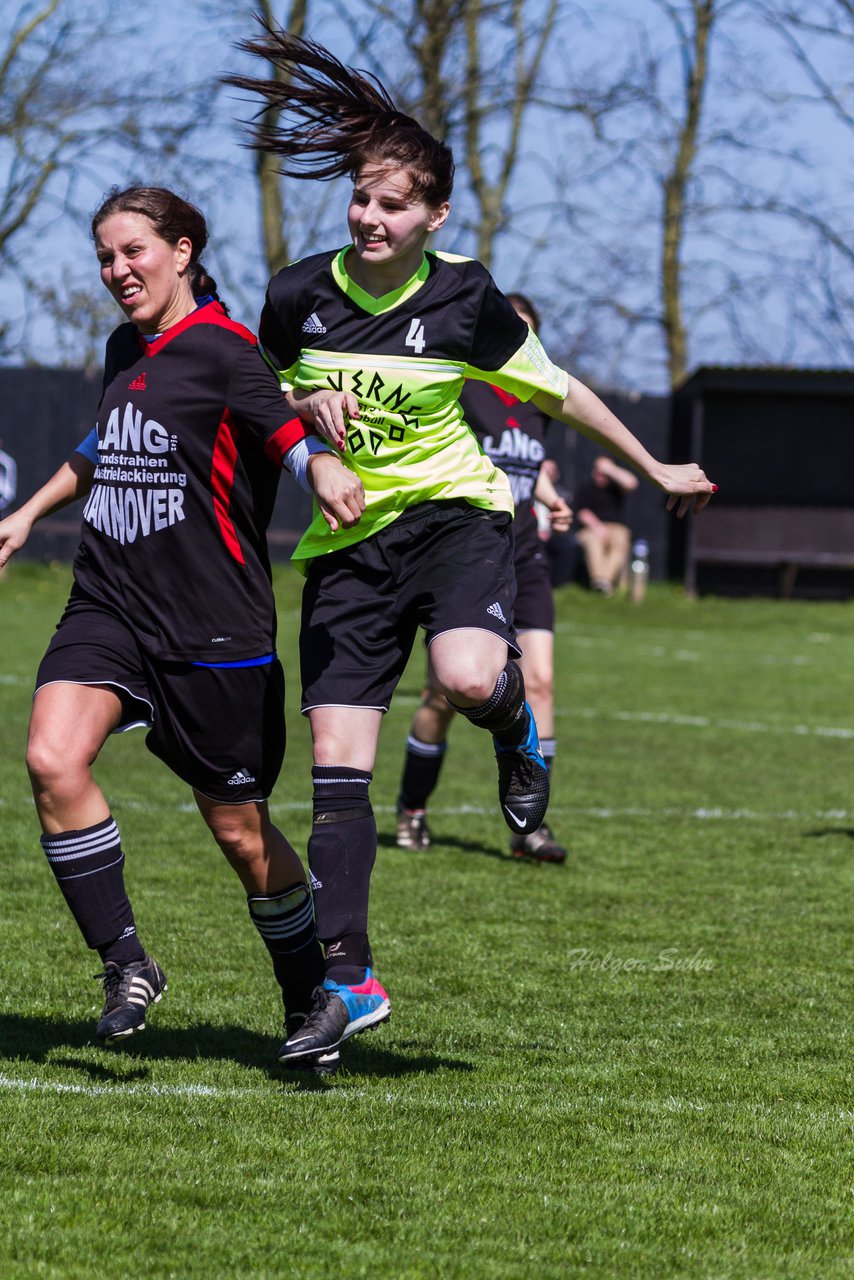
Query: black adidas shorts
513,515,554,633
300,500,520,712
35,595,286,804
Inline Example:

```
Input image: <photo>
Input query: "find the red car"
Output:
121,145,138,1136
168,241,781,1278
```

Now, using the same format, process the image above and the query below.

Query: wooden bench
688,506,854,597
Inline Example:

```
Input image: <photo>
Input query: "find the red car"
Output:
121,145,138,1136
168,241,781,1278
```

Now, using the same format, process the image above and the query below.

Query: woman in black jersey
396,293,574,864
226,28,716,1066
0,186,363,1071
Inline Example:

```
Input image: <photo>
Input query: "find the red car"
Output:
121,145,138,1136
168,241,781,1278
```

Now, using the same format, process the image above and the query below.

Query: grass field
1,560,852,1279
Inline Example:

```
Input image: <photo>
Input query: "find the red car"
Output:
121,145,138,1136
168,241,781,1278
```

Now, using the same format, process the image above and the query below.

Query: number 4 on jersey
405,318,426,355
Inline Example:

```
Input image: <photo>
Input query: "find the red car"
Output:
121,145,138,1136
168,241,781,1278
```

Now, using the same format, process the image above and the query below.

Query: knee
438,660,499,706
423,684,452,717
27,733,83,794
524,665,553,705
205,810,262,865
413,686,455,740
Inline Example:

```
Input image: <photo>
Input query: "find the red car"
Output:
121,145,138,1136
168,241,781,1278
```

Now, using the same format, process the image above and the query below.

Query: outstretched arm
0,454,94,569
534,379,715,516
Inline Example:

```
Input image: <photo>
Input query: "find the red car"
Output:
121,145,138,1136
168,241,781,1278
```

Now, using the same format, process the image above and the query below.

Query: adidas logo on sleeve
301,313,327,335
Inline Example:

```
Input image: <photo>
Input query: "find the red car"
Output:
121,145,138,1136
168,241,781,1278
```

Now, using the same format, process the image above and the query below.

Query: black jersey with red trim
459,380,553,539
258,247,569,564
72,301,306,661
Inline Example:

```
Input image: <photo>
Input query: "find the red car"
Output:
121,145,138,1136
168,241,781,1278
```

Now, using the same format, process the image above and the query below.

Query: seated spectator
575,455,639,594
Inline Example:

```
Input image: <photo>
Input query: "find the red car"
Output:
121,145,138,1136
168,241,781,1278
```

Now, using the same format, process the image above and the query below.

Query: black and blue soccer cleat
494,701,550,836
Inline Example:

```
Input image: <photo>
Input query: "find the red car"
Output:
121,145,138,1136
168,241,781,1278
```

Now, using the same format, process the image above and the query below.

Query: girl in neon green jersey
226,29,716,1067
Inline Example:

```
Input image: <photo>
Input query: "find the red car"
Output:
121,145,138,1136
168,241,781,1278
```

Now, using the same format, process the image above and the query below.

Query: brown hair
224,26,454,208
91,186,228,311
506,292,541,334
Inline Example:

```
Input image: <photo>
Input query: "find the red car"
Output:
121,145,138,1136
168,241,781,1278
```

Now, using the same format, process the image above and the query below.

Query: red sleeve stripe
211,409,246,565
264,418,307,465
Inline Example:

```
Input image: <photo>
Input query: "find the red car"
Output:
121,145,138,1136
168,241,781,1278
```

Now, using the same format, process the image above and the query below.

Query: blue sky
1,1,851,390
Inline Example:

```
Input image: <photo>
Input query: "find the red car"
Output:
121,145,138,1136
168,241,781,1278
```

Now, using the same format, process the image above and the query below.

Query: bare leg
193,793,307,894
411,683,456,744
27,682,122,833
427,628,508,705
195,793,324,1022
516,629,554,737
309,705,383,769
429,627,550,838
397,683,456,848
27,682,155,970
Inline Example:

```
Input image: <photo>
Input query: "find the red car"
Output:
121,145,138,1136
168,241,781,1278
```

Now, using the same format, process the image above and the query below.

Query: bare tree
751,0,854,361
654,0,854,380
657,0,716,387
0,0,213,362
461,1,560,266
758,0,854,130
251,0,310,276
534,0,854,390
7,0,851,383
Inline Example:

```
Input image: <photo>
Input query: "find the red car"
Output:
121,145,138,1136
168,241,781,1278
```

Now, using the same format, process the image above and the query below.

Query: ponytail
224,25,454,206
189,262,227,312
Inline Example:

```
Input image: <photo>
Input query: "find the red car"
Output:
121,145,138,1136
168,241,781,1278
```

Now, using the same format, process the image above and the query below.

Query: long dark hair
224,26,454,207
91,186,228,312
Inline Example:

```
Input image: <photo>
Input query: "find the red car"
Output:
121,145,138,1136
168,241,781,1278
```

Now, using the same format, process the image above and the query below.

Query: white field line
2,1074,852,1125
4,673,852,738
0,1072,558,1108
0,1072,260,1099
396,698,854,741
564,707,854,739
0,792,851,823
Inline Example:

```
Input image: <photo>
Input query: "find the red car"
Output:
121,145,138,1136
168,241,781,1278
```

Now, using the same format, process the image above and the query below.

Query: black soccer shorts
512,514,555,633
299,499,521,712
35,594,286,803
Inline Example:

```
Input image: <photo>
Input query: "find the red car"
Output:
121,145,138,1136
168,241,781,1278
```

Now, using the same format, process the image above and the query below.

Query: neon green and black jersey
258,247,570,565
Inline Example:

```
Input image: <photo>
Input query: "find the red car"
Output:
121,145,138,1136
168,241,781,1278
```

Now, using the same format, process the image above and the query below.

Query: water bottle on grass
629,538,649,603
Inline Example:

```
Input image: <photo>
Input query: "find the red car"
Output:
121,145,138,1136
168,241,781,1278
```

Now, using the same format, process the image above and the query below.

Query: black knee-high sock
450,660,530,747
307,765,375,985
247,883,325,1020
398,735,447,811
40,817,145,967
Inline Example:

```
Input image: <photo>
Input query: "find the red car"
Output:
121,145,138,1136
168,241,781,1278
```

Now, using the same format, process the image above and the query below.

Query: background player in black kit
0,186,363,1071
396,293,574,864
226,28,716,1067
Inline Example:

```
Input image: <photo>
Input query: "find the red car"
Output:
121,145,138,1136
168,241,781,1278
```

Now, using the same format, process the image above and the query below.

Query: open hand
660,463,717,517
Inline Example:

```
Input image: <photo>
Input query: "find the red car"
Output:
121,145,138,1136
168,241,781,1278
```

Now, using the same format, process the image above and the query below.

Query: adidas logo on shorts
227,768,256,786
302,312,327,335
487,601,507,624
